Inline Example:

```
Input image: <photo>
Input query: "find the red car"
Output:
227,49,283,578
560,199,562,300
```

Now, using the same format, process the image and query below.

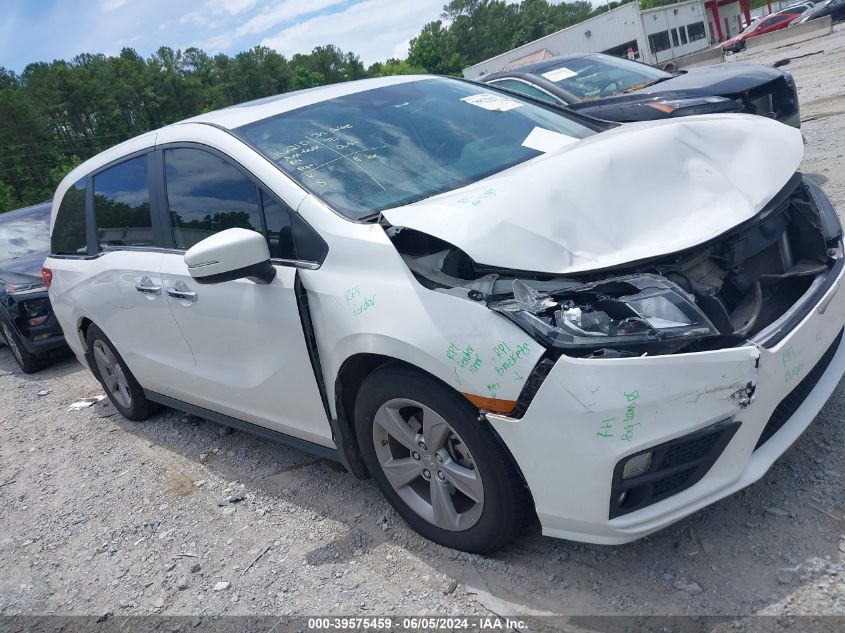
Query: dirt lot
1,26,844,622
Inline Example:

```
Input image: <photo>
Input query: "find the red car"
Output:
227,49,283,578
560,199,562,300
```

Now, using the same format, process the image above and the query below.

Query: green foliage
0,181,13,213
1,0,633,212
409,1,612,77
368,59,428,77
0,43,372,211
639,0,685,9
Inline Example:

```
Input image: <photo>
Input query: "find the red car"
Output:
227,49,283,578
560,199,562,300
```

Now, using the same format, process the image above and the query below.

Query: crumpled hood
569,63,785,112
634,63,785,96
382,114,803,274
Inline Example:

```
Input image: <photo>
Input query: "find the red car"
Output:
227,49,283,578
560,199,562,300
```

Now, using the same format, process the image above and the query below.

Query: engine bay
389,174,843,358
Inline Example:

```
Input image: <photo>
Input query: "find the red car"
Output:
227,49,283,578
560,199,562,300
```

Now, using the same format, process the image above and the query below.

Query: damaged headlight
491,275,718,351
804,176,843,241
645,96,741,117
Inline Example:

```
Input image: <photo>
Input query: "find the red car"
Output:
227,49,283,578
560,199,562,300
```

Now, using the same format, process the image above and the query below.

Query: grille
754,329,843,450
660,431,722,470
651,468,697,496
609,419,741,518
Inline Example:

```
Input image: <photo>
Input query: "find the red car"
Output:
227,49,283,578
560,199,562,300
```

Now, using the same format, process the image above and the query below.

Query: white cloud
391,38,412,61
261,0,443,65
100,0,129,11
234,0,347,38
210,0,259,16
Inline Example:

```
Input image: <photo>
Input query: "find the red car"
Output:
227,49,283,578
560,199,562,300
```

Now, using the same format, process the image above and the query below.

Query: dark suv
0,202,67,372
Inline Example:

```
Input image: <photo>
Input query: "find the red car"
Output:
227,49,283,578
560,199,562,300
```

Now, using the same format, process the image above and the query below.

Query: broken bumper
487,263,845,544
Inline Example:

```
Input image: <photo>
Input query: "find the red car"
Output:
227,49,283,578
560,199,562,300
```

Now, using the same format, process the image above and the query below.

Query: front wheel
0,318,46,373
355,366,531,553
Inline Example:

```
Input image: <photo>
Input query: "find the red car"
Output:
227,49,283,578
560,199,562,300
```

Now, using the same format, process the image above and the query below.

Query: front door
157,146,331,446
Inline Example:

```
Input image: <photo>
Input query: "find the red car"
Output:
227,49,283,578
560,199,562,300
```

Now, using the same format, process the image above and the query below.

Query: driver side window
164,148,263,250
163,146,326,264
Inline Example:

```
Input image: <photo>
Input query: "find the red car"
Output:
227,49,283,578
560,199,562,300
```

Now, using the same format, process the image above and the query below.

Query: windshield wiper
623,76,673,93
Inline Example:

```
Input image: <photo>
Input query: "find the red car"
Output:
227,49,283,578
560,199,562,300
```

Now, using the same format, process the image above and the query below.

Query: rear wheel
85,324,158,421
0,318,46,373
355,366,531,553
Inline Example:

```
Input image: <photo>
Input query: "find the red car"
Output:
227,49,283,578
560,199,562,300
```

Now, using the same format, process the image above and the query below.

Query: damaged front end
391,173,843,359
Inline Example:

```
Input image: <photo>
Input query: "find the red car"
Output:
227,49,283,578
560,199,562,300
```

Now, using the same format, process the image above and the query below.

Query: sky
0,0,454,72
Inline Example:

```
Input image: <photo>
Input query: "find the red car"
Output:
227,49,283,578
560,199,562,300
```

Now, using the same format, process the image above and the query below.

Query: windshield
235,78,596,220
534,54,672,100
0,204,51,263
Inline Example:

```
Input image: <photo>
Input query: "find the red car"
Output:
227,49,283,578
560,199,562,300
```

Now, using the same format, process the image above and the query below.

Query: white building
463,0,712,78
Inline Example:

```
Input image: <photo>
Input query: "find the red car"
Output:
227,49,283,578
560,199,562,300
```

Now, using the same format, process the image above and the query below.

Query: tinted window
490,79,558,105
679,26,688,44
671,28,680,47
236,78,595,220
262,191,294,259
687,22,706,41
164,148,263,249
94,156,153,250
0,204,50,262
648,31,672,54
51,178,87,255
261,190,327,263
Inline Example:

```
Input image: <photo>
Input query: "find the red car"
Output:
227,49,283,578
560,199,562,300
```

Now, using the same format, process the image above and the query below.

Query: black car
0,202,67,372
482,52,800,128
793,0,845,24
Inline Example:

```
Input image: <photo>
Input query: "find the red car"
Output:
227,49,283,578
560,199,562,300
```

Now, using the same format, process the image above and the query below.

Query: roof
182,75,432,130
51,75,440,216
486,53,590,79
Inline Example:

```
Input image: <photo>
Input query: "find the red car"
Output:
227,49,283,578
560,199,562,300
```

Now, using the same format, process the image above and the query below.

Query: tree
0,181,13,212
368,59,427,77
408,21,463,75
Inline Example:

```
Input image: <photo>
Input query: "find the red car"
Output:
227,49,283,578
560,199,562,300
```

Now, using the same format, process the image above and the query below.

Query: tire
85,324,159,421
0,318,46,373
354,365,531,553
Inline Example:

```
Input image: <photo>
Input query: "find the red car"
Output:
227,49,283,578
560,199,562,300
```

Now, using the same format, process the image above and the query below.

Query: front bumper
2,292,67,355
487,261,845,544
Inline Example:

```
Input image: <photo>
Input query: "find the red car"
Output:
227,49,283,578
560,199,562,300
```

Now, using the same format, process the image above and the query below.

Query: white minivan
45,76,845,552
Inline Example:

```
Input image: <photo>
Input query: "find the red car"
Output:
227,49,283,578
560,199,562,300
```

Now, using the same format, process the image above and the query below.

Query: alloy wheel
92,340,132,409
1,322,23,365
372,398,484,531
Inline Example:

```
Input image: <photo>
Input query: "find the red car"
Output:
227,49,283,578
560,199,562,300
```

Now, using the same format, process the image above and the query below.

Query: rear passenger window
94,156,153,250
51,178,87,255
164,148,263,249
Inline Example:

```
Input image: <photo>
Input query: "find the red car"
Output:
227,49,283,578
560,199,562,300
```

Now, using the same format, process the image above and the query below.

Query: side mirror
184,228,276,285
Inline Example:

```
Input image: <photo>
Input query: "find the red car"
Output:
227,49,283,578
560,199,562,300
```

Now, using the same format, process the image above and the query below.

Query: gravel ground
1,27,844,621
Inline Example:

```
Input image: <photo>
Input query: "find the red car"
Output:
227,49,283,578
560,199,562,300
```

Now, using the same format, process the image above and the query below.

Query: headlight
491,275,718,351
4,281,46,294
21,297,52,327
645,96,741,117
804,176,842,241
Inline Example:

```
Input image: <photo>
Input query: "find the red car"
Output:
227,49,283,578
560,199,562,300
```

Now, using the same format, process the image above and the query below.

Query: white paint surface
384,114,803,274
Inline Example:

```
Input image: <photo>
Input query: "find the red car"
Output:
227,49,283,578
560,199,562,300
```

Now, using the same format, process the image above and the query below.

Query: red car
723,12,800,52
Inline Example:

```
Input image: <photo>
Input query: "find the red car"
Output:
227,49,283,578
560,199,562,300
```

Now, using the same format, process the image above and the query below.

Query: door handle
135,277,161,296
166,283,198,303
